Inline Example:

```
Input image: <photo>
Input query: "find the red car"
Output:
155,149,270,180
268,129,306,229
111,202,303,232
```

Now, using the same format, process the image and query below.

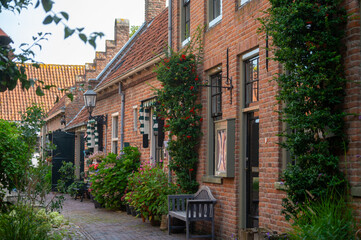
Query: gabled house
45,18,130,181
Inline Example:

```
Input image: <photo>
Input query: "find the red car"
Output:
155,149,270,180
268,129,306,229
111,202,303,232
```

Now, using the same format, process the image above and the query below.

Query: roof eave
95,53,165,93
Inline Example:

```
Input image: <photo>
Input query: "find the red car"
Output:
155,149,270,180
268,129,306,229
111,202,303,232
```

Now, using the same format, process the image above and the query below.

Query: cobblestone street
58,194,186,240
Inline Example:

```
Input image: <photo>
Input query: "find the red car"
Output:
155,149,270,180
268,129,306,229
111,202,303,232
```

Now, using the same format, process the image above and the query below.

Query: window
244,56,259,107
111,113,119,154
181,0,190,46
211,72,222,120
209,0,222,27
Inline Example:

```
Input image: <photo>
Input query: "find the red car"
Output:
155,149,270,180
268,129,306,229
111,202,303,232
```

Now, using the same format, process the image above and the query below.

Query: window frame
111,112,119,154
208,0,222,28
244,54,259,108
211,72,223,120
181,0,191,46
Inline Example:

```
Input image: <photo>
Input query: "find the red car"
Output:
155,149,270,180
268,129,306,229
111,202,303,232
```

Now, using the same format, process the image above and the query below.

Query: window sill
181,37,190,48
238,0,250,9
208,15,222,29
202,175,223,184
274,181,287,191
351,186,361,197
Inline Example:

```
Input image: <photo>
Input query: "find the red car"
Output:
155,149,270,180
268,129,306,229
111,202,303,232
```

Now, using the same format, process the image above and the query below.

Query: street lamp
84,87,97,119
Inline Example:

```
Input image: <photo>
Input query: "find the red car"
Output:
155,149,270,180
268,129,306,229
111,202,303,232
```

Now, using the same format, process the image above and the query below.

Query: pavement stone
58,194,186,240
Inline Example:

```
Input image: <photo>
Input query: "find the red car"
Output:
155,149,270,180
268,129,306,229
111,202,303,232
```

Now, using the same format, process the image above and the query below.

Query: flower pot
150,215,161,226
160,215,168,230
130,206,137,216
126,204,131,215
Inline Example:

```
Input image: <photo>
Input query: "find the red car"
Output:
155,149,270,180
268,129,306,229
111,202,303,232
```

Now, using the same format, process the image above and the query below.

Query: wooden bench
168,186,217,240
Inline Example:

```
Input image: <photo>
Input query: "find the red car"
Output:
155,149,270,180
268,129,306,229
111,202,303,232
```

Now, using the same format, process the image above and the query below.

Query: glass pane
214,0,221,18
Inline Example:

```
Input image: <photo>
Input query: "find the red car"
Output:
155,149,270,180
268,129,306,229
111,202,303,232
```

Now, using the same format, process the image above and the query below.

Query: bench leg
168,215,171,235
212,219,215,240
186,220,190,240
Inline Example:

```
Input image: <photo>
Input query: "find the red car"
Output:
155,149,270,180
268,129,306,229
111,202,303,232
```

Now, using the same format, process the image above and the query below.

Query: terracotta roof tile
0,63,84,121
96,8,168,89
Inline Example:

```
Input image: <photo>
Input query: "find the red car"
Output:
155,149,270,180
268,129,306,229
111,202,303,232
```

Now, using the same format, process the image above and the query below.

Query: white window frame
111,112,119,153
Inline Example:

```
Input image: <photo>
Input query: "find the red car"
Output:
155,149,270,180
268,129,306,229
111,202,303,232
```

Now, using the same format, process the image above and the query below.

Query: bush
289,191,356,240
0,204,67,240
56,162,76,193
90,147,140,209
124,165,180,220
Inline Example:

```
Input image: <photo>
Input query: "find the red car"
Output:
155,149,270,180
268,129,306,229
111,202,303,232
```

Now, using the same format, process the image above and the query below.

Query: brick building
167,0,361,238
59,0,360,239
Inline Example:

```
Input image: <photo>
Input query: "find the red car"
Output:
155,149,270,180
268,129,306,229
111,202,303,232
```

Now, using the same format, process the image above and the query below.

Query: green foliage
261,0,348,220
0,204,50,240
0,119,30,192
129,25,140,38
289,191,356,240
56,161,75,193
124,165,180,219
90,147,140,209
154,27,203,193
0,204,69,240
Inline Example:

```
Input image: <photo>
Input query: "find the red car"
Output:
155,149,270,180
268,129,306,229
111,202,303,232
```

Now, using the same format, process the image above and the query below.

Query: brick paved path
59,194,186,240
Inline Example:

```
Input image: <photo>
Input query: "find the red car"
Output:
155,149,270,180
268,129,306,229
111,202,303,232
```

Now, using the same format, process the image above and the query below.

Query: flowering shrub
261,0,347,220
90,147,140,209
155,27,203,193
124,165,180,220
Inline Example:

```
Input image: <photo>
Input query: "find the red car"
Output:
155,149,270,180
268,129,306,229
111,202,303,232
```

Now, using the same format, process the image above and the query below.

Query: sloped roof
64,106,89,131
0,63,84,121
96,8,168,89
46,95,66,119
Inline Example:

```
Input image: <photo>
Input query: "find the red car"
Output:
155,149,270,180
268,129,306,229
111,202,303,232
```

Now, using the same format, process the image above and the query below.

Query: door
246,112,259,228
50,131,75,190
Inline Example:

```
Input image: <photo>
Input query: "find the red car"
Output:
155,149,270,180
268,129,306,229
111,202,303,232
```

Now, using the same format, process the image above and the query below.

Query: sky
0,0,146,65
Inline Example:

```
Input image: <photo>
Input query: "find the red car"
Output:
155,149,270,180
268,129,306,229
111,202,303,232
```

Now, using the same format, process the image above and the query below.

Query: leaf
35,0,40,8
64,27,75,39
36,86,45,96
41,0,53,12
32,36,37,41
55,95,59,103
43,85,56,90
78,33,87,43
53,15,61,24
43,15,53,25
38,32,43,36
77,27,84,32
67,93,74,101
60,12,69,21
88,38,96,49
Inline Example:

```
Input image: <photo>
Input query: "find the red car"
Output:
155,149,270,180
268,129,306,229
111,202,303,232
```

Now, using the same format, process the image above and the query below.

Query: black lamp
84,86,97,119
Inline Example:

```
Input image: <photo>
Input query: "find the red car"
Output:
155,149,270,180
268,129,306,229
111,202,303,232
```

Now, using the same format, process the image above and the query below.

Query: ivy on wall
261,0,348,220
154,30,203,193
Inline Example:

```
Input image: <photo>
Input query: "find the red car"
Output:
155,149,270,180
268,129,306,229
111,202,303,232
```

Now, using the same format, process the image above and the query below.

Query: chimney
145,0,166,23
114,18,129,47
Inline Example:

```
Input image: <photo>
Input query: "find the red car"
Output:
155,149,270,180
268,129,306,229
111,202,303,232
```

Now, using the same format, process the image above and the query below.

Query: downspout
168,0,172,182
120,83,125,151
168,0,172,55
104,114,108,154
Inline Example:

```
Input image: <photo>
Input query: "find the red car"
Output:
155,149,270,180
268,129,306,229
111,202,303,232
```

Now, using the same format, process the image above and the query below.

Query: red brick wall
343,0,361,223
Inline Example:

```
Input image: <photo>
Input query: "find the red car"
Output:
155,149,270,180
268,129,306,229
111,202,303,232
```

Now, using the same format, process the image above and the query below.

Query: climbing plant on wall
155,28,203,193
261,0,348,220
